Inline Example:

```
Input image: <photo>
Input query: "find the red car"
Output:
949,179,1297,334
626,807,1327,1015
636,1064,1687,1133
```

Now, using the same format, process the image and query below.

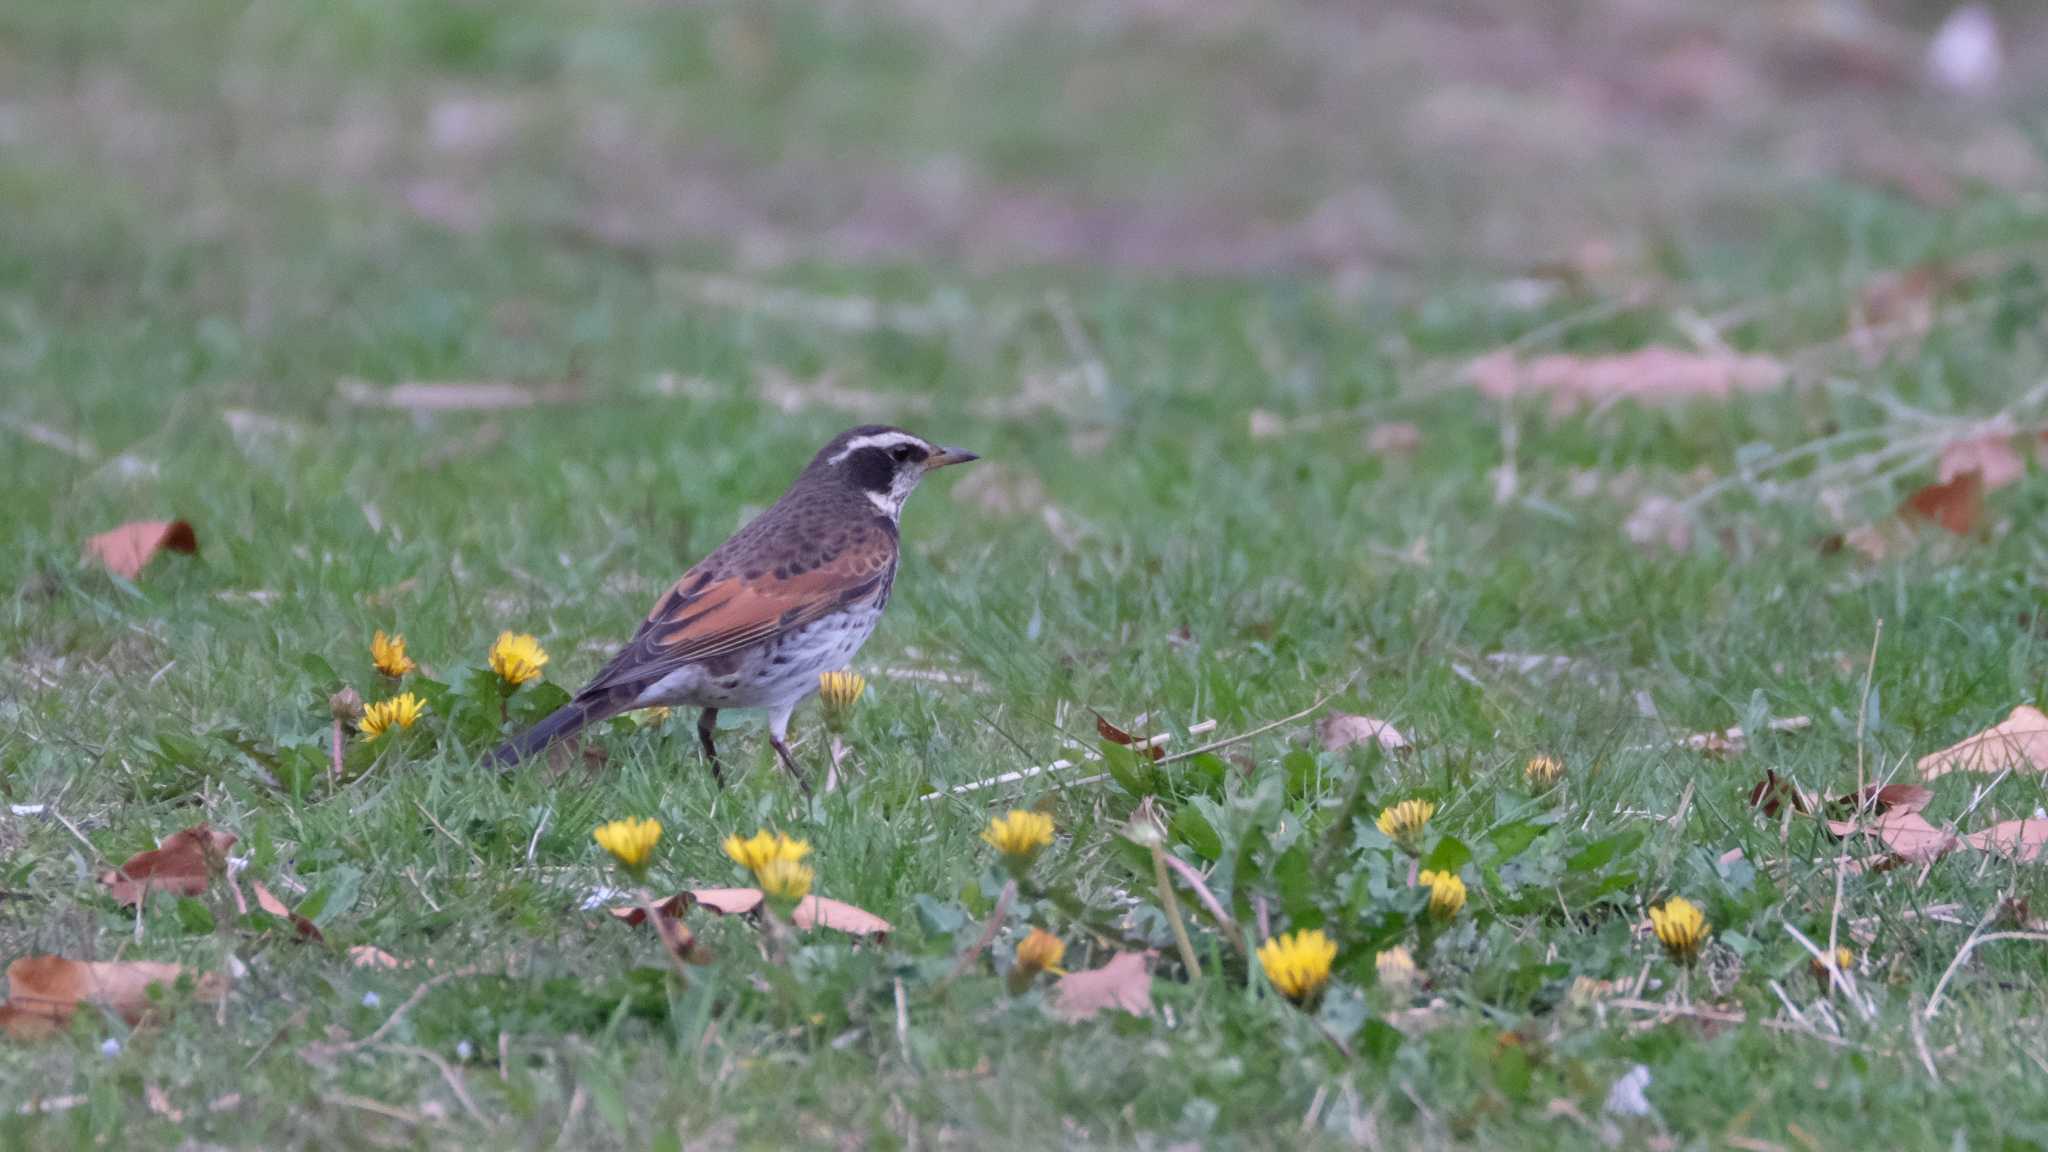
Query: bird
488,425,979,791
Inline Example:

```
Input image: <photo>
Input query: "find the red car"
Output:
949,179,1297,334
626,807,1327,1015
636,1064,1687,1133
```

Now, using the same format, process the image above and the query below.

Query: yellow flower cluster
1650,897,1710,963
1375,946,1417,995
490,631,549,687
371,630,416,678
1376,799,1435,853
724,829,814,904
1258,929,1337,1002
357,693,425,741
593,818,663,874
983,810,1055,863
1419,869,1467,921
1524,755,1563,788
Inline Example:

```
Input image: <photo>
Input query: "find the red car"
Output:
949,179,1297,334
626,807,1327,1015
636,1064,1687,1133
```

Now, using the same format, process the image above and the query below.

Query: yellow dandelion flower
722,829,811,876
818,669,866,714
593,817,662,876
357,693,426,741
1419,869,1467,921
756,856,813,904
489,631,549,687
1808,945,1854,980
982,810,1055,864
1257,929,1337,1003
1375,946,1417,994
1014,928,1067,977
370,630,416,678
1524,755,1563,788
1376,799,1435,853
1649,897,1710,964
634,706,673,729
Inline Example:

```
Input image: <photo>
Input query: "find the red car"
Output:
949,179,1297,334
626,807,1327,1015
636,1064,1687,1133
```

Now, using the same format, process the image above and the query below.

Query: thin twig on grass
303,966,484,1062
1926,927,2048,1020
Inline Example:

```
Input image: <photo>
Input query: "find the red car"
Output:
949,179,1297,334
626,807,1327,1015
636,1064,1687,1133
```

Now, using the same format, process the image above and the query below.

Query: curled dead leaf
1899,471,1983,536
1093,712,1165,761
251,881,324,941
101,823,238,907
1050,950,1155,1021
615,887,888,937
1746,770,1812,818
1317,714,1410,755
1830,782,1934,816
82,519,198,581
1919,705,2048,779
1,956,225,1039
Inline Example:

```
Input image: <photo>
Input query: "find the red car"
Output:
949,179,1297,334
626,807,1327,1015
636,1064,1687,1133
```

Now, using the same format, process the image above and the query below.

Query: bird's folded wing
578,549,892,699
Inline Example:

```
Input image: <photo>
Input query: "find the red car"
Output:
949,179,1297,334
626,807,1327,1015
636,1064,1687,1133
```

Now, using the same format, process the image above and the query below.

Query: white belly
631,605,882,711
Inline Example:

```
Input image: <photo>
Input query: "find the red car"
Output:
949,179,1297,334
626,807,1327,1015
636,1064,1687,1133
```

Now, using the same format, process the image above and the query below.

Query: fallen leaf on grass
1317,714,1410,755
101,823,237,907
336,378,582,411
1899,471,1983,536
1465,347,1787,413
1919,705,2048,779
1962,819,2048,862
1746,770,1813,817
251,882,323,941
0,956,225,1039
1830,783,1934,816
791,896,892,936
1050,951,1154,1021
82,520,197,581
613,888,890,937
1825,810,1959,866
347,946,404,970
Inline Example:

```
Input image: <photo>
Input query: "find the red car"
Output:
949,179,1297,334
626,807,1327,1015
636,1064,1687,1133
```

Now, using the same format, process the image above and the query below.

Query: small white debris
361,991,381,1009
99,1038,123,1058
9,804,45,816
455,1040,474,1061
1603,1064,1653,1118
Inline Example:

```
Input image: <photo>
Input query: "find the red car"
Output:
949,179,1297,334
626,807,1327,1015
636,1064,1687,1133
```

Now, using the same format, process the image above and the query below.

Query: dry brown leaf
1317,714,1410,755
1919,706,2048,779
1938,432,2027,492
1464,347,1787,413
1,956,225,1038
82,519,198,581
336,378,581,411
1746,770,1813,818
688,888,767,916
1962,819,2048,862
1050,951,1155,1021
1899,471,1983,536
1825,810,1959,865
100,823,238,907
251,882,323,941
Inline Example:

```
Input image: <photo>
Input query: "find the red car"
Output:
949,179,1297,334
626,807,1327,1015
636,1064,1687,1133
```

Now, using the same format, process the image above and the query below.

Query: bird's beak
924,446,981,469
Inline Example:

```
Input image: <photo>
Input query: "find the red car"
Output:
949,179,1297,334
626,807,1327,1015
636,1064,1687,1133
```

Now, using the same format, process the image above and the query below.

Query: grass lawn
5,2,2048,1148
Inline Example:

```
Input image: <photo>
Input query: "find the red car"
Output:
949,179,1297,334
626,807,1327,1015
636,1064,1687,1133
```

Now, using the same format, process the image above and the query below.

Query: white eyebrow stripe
828,432,925,464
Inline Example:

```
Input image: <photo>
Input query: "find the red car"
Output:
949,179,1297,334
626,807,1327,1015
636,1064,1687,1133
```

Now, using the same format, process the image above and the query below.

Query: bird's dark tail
488,695,623,770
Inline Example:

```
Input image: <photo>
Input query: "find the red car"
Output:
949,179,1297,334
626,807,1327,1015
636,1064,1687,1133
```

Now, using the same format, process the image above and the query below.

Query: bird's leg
767,704,812,796
697,707,724,789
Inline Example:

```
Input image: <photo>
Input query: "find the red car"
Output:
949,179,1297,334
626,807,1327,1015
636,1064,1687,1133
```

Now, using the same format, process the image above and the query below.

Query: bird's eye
890,446,914,462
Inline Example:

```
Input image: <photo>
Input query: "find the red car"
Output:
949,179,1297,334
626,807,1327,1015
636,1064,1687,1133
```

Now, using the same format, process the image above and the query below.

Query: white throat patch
866,465,924,519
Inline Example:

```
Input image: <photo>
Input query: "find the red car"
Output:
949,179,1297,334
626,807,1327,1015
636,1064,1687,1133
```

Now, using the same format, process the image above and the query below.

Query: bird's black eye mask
847,444,925,492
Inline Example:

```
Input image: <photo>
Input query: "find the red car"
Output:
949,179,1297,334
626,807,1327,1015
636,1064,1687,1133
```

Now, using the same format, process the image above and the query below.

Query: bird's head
809,425,980,518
